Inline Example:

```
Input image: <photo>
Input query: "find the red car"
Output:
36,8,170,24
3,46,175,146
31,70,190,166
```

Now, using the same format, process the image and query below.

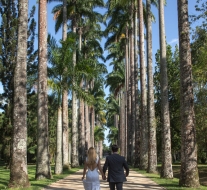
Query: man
103,144,129,190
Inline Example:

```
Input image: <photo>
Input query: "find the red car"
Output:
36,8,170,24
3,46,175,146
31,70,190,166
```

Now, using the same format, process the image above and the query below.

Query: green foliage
94,126,105,142
107,126,118,145
105,94,119,125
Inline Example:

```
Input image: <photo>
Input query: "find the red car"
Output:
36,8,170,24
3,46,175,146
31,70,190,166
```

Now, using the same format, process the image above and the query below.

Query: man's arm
103,157,109,175
123,159,129,177
98,159,106,180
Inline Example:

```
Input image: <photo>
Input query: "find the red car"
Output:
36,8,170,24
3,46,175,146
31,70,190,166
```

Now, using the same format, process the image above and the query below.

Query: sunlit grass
0,164,81,190
133,164,207,190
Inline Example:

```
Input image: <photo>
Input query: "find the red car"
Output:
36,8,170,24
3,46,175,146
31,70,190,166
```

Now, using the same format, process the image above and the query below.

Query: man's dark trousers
109,182,123,190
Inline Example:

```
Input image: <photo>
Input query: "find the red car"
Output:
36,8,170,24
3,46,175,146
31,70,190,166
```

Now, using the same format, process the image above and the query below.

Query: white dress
83,157,100,190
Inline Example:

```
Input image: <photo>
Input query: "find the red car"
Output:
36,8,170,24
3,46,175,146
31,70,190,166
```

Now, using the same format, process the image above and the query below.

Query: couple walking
82,144,129,190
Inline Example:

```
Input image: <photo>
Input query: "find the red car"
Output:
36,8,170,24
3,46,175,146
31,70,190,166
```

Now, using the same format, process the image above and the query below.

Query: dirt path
42,159,165,190
42,168,166,190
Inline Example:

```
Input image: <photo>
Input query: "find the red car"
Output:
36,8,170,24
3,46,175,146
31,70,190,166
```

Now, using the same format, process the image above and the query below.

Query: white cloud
168,38,178,44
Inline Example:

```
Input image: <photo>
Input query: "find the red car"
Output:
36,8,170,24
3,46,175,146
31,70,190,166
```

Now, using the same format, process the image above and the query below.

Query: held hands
102,175,106,180
81,176,84,180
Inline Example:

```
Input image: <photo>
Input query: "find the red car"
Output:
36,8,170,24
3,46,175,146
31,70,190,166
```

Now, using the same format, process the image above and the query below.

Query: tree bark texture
177,0,200,187
138,0,148,170
36,0,52,180
71,24,79,167
62,0,69,169
9,0,30,187
146,0,157,173
55,107,63,174
159,0,173,178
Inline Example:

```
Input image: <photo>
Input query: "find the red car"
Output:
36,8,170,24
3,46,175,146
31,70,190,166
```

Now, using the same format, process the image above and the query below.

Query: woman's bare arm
98,159,106,180
82,161,87,180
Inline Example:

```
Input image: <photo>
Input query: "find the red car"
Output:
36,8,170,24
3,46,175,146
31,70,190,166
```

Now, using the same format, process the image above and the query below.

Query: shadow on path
43,160,165,190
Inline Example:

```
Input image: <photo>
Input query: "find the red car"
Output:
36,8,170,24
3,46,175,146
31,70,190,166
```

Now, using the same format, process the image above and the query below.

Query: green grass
133,165,207,190
0,165,81,190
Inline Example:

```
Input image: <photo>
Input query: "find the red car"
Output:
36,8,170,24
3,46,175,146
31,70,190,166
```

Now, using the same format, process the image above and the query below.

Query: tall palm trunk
134,0,140,168
177,0,200,187
36,0,52,179
127,25,132,162
138,0,148,170
78,27,85,165
159,0,173,178
55,106,63,174
85,85,90,150
62,0,69,169
129,0,136,165
146,0,157,173
125,26,129,159
79,81,85,165
91,106,95,147
127,26,132,162
119,89,125,156
71,21,79,167
9,0,30,187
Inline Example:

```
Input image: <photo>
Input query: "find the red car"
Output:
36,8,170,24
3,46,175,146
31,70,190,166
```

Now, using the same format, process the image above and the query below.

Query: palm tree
47,0,70,170
94,126,105,157
177,0,200,187
138,0,148,170
8,0,30,188
107,127,118,145
48,81,63,174
36,0,52,180
62,0,69,170
146,0,158,173
159,0,173,178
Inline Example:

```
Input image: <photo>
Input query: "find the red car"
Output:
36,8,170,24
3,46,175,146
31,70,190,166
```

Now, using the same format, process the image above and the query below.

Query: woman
82,147,105,190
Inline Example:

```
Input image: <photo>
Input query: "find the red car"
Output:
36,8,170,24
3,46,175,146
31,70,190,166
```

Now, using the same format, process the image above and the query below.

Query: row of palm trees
8,0,107,188
104,0,200,188
7,0,200,188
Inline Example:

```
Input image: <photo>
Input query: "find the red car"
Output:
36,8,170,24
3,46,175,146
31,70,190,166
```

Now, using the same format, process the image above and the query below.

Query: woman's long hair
86,147,97,165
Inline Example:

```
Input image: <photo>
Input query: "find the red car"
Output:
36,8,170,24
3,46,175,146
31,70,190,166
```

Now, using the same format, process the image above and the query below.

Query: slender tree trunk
99,140,103,159
55,106,63,174
177,0,200,187
85,94,90,150
9,0,30,187
62,0,69,169
120,90,125,156
91,107,95,147
134,0,140,168
71,22,79,167
125,26,129,159
36,0,52,179
79,82,85,165
129,0,136,166
146,0,157,173
78,27,85,165
139,0,148,170
127,26,132,163
159,0,173,178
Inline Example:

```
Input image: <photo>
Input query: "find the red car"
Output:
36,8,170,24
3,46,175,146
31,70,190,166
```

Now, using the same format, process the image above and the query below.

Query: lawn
0,165,80,190
133,164,207,190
